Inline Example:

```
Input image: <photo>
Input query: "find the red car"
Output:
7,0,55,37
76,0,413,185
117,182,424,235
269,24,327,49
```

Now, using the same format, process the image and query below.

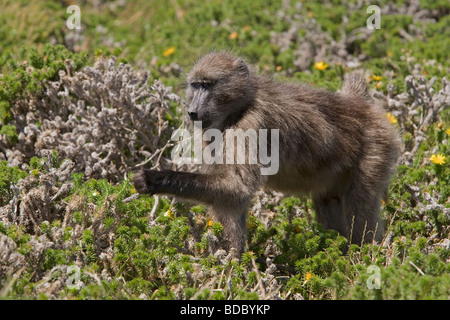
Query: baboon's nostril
188,112,198,121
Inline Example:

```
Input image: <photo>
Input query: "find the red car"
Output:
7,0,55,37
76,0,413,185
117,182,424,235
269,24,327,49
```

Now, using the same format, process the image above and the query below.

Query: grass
0,0,449,300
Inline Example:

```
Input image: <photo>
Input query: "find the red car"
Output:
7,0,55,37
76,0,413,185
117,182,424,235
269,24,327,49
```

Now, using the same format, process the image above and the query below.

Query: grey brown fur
133,52,401,257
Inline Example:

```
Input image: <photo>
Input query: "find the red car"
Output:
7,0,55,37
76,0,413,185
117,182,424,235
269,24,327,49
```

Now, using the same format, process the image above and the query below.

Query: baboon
133,52,400,257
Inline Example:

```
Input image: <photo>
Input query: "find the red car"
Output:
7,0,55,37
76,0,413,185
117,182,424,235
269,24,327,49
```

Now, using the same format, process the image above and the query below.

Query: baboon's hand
133,170,159,195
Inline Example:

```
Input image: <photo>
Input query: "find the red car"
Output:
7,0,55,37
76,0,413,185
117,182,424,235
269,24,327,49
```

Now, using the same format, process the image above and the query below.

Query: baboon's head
186,52,256,129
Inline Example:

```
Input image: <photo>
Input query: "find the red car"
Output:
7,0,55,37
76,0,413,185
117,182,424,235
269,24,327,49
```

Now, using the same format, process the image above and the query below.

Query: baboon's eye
191,81,214,90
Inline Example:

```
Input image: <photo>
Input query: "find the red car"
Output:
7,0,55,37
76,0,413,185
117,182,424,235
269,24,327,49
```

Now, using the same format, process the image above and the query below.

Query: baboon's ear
233,58,250,75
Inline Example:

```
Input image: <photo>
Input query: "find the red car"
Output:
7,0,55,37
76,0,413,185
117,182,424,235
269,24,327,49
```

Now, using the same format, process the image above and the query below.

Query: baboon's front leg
133,169,255,206
211,204,249,257
133,170,215,203
133,169,261,257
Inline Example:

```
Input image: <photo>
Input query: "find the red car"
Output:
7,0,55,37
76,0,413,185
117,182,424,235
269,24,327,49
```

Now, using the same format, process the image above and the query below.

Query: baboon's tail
340,71,372,102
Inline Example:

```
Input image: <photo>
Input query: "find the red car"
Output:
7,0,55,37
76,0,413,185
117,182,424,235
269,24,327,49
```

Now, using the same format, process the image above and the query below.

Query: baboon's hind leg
342,180,385,245
313,193,351,239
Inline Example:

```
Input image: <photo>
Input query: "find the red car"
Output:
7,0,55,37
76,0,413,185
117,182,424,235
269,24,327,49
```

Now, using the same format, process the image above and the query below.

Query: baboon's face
186,52,255,129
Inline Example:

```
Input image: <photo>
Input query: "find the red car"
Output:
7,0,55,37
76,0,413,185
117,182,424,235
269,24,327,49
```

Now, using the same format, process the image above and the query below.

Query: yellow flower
386,112,397,124
375,82,382,89
229,31,238,40
446,128,450,135
303,272,313,285
163,46,175,57
206,219,214,227
314,61,328,71
430,154,446,165
276,66,282,72
371,75,383,81
165,207,174,219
